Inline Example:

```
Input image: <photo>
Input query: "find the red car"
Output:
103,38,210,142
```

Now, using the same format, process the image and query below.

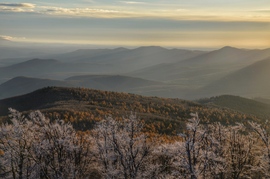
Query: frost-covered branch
93,113,155,179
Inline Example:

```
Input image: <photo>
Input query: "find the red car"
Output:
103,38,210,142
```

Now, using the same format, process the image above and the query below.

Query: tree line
0,108,269,178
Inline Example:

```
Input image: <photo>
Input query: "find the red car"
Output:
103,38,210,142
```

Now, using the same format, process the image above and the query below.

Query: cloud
120,1,146,5
0,4,121,16
0,3,35,12
0,7,34,12
39,6,125,18
0,3,35,8
81,0,95,2
0,35,13,41
255,9,270,13
0,3,269,22
43,7,119,13
0,35,26,41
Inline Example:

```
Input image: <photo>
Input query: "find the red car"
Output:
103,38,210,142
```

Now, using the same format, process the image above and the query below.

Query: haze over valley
1,43,270,100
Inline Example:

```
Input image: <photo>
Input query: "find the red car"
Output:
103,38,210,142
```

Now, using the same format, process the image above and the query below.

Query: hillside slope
0,76,73,99
0,75,171,99
0,59,61,83
0,58,121,83
197,57,270,98
129,47,270,87
0,87,263,134
66,74,164,91
197,95,270,119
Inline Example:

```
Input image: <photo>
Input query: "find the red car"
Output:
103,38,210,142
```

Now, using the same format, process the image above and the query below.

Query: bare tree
222,123,258,179
163,114,260,179
0,109,266,179
0,108,35,179
249,121,270,178
171,113,225,179
93,113,155,179
0,109,94,179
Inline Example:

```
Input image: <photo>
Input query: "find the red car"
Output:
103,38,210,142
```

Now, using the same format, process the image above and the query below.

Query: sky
0,0,270,49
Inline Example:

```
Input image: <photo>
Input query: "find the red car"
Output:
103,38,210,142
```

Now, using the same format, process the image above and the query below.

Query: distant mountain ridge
48,46,206,74
1,46,270,100
0,46,206,86
0,75,167,99
0,76,73,99
0,59,62,83
0,58,117,83
197,57,270,98
52,46,205,65
66,74,164,90
128,46,270,86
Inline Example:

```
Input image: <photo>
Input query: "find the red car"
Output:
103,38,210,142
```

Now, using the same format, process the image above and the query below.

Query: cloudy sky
1,0,270,48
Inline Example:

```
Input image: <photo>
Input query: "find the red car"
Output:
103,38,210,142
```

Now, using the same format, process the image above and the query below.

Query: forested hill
0,87,263,134
197,95,270,119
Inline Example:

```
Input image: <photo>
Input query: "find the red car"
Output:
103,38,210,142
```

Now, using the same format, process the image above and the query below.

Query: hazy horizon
1,39,270,52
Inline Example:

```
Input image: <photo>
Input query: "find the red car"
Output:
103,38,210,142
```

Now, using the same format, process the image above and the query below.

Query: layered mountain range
1,46,270,100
